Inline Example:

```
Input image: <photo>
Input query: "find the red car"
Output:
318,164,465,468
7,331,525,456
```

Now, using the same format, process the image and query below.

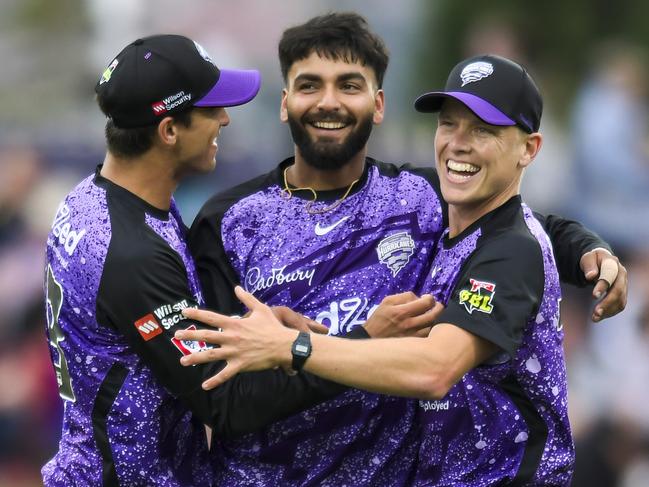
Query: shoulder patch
458,278,496,314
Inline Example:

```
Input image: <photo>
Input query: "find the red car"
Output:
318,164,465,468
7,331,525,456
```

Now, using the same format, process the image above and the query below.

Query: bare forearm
302,334,448,400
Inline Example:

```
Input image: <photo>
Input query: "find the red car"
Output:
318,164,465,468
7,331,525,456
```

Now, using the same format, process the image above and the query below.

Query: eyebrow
293,72,368,84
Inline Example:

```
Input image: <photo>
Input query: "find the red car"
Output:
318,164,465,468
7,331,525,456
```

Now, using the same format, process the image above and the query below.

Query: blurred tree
413,0,649,121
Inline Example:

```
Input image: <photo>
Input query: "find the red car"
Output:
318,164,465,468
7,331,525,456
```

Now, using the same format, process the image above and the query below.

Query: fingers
179,344,228,366
182,307,238,329
307,320,329,334
580,251,599,282
202,365,239,390
381,291,419,306
592,262,628,322
234,285,265,310
580,247,612,282
596,257,619,290
175,327,225,346
397,294,436,317
407,301,445,328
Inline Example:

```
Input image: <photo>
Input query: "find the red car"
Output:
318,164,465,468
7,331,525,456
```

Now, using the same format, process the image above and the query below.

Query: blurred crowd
1,2,648,486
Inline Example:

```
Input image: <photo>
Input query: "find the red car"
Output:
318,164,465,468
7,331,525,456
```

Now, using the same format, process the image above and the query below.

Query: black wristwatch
291,331,312,371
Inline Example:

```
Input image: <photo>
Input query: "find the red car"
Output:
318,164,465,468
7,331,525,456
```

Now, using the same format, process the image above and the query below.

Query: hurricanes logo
377,232,415,277
459,278,496,314
193,41,216,66
460,62,494,86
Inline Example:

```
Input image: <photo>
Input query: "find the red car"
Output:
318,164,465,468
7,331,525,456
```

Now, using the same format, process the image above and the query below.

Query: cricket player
186,13,625,486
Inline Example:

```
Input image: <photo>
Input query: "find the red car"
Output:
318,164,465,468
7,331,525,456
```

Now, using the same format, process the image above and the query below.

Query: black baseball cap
95,34,261,128
414,54,543,133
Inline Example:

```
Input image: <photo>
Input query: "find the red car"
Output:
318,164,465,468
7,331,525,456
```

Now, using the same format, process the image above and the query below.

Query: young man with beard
187,13,626,486
181,53,594,485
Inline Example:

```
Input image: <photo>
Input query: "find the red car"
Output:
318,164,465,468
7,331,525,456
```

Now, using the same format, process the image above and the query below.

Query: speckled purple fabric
414,203,573,486
214,163,444,486
42,174,212,486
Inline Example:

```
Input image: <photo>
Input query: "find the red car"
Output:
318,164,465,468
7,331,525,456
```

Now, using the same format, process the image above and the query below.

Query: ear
518,132,542,169
373,89,385,125
280,88,289,123
156,116,179,147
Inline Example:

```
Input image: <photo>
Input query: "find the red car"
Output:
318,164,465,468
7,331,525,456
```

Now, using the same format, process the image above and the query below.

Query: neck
448,188,519,238
288,147,367,190
100,150,177,211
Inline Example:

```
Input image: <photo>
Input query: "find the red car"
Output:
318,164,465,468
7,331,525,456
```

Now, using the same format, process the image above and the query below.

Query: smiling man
188,13,624,487
183,54,581,485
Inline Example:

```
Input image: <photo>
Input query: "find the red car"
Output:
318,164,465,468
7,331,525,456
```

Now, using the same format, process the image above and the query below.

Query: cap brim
414,91,515,126
194,68,261,108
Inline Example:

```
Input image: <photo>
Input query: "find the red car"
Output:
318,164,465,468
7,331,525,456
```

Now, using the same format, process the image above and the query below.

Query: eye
474,125,493,136
341,82,361,92
297,82,317,92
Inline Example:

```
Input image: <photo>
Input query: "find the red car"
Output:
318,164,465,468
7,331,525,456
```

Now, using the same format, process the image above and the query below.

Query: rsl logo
459,278,496,314
376,232,415,277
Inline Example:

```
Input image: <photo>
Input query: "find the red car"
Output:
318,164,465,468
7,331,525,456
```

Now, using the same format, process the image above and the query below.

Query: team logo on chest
376,231,415,277
459,278,496,314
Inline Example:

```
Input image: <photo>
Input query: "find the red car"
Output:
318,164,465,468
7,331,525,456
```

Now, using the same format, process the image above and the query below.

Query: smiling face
174,106,230,175
281,52,384,171
434,99,542,229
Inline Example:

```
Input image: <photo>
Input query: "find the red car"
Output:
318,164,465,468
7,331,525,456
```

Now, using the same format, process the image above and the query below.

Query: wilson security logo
460,61,494,86
151,90,192,116
458,278,496,314
376,232,415,277
134,314,163,341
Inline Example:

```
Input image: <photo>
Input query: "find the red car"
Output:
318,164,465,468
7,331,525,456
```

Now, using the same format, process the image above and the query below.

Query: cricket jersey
43,167,352,486
415,195,574,486
190,157,445,486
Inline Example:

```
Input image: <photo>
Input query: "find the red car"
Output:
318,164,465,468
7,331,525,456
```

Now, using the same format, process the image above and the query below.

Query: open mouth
309,120,349,130
446,159,480,181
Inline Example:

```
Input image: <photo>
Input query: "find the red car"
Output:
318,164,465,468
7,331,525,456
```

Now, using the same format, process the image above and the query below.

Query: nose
219,108,230,127
316,85,341,112
446,127,471,154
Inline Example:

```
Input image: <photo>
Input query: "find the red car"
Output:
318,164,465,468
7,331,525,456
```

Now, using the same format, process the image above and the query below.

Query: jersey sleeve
96,225,365,438
534,212,612,287
187,203,242,315
436,234,545,357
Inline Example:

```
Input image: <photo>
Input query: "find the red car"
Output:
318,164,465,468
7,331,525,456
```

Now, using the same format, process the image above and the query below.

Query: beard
287,110,374,171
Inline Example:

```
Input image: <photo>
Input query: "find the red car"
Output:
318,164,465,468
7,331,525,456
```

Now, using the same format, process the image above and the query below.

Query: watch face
295,343,310,355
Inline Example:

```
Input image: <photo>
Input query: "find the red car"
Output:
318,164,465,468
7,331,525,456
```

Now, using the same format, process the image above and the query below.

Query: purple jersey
190,158,445,486
43,169,213,486
416,197,574,485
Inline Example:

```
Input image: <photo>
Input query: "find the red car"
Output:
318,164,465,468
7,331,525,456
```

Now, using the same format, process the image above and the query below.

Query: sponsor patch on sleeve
171,324,213,357
458,278,496,314
134,314,163,341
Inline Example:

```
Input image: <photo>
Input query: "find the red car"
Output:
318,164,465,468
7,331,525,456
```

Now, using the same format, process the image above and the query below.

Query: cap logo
99,59,119,85
151,90,192,116
193,41,216,67
460,62,494,86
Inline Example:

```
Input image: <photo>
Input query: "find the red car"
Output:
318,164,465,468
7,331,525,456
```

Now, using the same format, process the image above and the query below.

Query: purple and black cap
414,54,543,133
95,34,261,129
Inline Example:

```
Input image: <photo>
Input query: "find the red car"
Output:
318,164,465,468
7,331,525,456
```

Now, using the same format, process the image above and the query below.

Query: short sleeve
437,234,545,357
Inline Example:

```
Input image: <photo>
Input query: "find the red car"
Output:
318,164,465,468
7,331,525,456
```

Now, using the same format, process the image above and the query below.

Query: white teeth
447,160,479,173
312,121,347,130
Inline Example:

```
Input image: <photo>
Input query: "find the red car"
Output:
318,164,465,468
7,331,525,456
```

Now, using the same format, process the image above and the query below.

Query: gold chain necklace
281,166,359,215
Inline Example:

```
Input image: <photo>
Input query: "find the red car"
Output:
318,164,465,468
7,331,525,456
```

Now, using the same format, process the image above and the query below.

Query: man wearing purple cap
41,34,266,486
180,54,581,485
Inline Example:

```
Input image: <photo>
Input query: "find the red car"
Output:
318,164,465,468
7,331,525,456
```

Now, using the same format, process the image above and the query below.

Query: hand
176,286,296,389
580,248,628,322
271,306,329,334
363,292,445,338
